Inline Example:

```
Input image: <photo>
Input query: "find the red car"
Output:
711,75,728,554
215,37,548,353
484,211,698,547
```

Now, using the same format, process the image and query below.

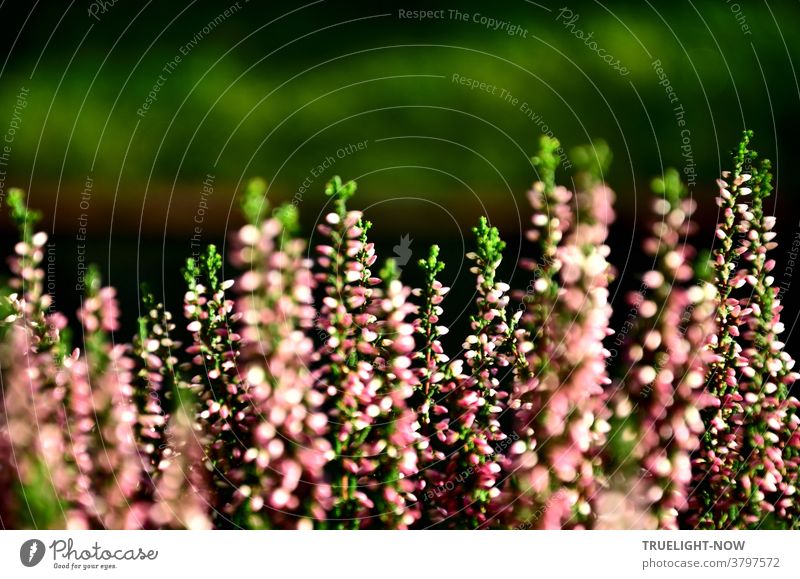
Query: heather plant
130,291,214,529
132,292,177,487
313,176,420,529
417,218,517,528
608,169,716,529
1,189,72,528
412,244,450,423
1,192,150,529
509,137,615,529
736,160,800,526
68,267,144,529
183,244,252,526
1,134,798,530
145,398,212,530
231,179,331,529
688,132,800,529
412,244,455,522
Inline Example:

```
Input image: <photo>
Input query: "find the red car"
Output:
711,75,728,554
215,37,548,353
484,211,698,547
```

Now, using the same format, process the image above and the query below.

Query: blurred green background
0,0,798,337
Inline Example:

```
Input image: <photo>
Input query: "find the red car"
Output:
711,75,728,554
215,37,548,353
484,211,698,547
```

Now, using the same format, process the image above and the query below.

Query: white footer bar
1,531,798,578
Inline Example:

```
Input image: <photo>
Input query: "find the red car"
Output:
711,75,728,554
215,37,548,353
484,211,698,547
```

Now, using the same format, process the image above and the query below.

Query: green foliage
274,203,300,236
357,218,372,242
183,255,200,290
733,129,756,175
380,257,399,284
531,136,561,194
136,286,151,344
83,264,102,297
5,188,41,244
325,176,357,220
571,139,612,183
472,216,506,288
206,245,223,290
419,244,445,281
651,167,686,206
753,158,773,200
240,178,268,226
14,457,66,529
185,244,223,293
694,248,714,284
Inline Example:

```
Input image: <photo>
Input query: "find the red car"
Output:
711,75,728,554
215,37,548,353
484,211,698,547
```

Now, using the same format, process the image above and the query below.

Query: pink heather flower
417,220,516,528
132,296,176,489
183,244,253,526
313,177,420,529
719,155,799,526
411,245,460,525
687,137,757,528
690,133,800,529
230,198,332,529
0,199,75,528
77,287,120,333
4,206,63,354
412,245,451,417
65,273,146,529
611,169,716,529
128,293,213,530
2,229,148,528
0,321,71,527
738,164,800,526
510,137,614,528
147,407,212,530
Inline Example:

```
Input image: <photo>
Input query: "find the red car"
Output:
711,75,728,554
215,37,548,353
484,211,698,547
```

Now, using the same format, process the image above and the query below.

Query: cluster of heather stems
1,133,798,529
685,132,799,528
